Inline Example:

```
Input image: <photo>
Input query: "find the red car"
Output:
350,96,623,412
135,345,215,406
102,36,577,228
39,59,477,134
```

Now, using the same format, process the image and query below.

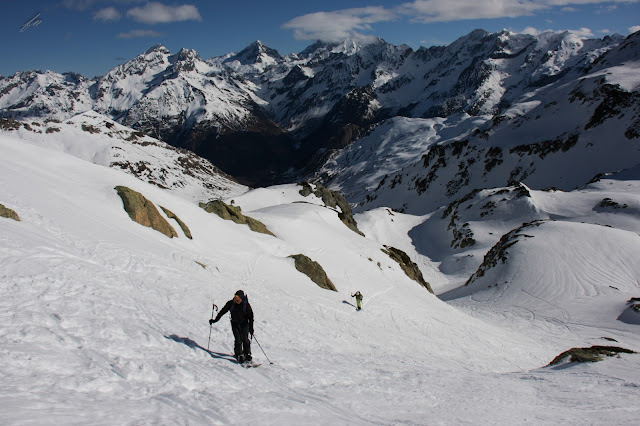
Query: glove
209,318,218,325
249,325,254,335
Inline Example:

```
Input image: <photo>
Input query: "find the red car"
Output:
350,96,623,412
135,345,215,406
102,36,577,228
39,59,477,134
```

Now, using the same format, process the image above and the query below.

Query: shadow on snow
165,334,236,363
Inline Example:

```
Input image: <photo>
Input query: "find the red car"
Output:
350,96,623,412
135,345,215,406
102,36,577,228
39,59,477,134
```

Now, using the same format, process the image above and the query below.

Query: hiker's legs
239,324,251,358
232,323,251,359
231,323,243,358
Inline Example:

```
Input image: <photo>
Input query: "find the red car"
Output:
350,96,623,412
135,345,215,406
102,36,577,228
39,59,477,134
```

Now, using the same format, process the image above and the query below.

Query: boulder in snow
199,199,275,236
0,203,20,221
115,186,178,238
381,245,434,294
160,206,192,239
288,254,337,291
548,345,636,366
298,182,364,236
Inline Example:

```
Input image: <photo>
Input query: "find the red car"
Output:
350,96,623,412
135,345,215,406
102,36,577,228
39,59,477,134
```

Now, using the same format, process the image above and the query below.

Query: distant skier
351,291,363,311
209,290,254,363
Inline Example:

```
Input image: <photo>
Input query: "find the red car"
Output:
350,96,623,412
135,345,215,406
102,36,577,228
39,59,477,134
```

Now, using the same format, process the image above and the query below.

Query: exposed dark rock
442,188,483,219
125,131,146,141
585,84,639,130
114,186,178,238
450,222,476,249
282,65,309,86
0,118,22,131
595,198,628,210
381,245,434,294
288,254,337,291
513,182,532,198
466,220,545,286
625,126,639,139
160,206,193,239
440,188,482,248
484,146,503,173
417,141,472,196
548,346,636,366
510,134,579,159
480,200,497,217
199,199,275,236
298,182,364,236
0,203,20,221
81,123,100,134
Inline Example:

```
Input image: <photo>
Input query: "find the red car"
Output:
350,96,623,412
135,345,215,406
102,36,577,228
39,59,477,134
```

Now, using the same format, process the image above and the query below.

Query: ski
241,361,261,368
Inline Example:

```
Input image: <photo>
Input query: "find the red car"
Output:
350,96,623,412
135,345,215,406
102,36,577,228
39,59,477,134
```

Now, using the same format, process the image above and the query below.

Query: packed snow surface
1,134,640,424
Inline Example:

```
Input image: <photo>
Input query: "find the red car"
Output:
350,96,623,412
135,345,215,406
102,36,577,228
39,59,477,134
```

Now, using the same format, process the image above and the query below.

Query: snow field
1,134,640,424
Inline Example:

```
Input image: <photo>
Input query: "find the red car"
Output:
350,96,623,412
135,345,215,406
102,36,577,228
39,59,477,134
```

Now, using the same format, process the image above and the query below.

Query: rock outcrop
381,245,433,294
115,186,177,238
160,206,192,239
548,346,636,365
199,199,275,236
298,182,364,236
288,254,337,291
0,203,20,221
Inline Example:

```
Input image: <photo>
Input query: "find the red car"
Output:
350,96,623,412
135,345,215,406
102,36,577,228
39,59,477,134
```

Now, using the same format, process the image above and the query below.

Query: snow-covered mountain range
2,29,638,190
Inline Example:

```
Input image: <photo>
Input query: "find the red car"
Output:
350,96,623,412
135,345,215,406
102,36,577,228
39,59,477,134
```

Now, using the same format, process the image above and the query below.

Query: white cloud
397,0,546,23
569,27,594,37
282,7,396,41
94,7,121,21
281,1,640,42
521,26,544,36
282,0,640,41
126,2,202,24
518,26,559,36
518,26,595,37
117,29,162,39
398,1,640,23
630,25,640,33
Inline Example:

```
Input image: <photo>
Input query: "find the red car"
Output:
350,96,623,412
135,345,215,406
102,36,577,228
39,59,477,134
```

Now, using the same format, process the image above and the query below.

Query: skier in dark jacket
209,290,254,363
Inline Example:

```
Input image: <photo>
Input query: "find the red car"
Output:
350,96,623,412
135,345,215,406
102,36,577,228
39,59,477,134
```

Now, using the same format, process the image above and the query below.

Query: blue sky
3,0,639,78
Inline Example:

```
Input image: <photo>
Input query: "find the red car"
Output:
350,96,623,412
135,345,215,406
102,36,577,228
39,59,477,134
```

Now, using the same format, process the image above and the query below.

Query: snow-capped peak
224,40,282,66
144,44,171,56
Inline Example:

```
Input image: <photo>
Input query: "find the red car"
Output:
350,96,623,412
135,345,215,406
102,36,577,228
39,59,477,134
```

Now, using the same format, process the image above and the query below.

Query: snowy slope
2,131,640,424
443,219,640,351
400,176,640,291
0,111,247,202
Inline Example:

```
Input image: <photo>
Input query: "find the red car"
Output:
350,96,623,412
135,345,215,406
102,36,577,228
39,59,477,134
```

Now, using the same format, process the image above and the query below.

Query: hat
235,290,245,299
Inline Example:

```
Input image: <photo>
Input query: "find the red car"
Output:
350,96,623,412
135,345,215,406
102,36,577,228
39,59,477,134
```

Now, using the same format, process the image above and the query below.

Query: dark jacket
215,299,254,329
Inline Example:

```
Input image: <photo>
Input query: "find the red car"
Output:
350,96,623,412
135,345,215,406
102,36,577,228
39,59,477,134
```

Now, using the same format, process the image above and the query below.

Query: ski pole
207,302,218,351
252,333,273,364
